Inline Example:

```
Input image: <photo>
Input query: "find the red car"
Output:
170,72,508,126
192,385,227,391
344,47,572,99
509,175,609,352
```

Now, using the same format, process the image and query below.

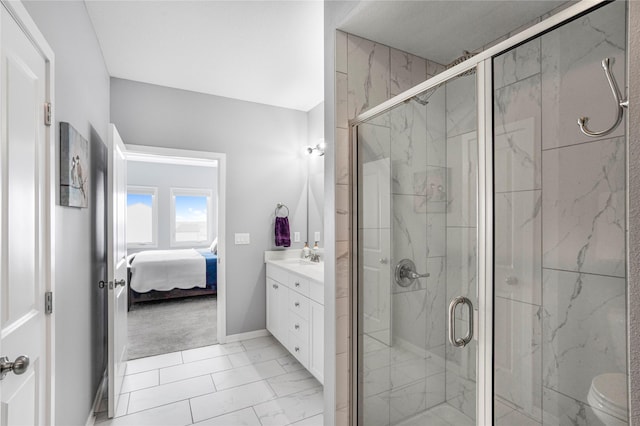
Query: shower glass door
492,2,628,424
357,70,478,426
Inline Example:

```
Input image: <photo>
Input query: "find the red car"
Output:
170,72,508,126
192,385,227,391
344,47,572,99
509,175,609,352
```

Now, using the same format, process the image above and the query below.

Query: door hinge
44,102,52,127
44,291,53,314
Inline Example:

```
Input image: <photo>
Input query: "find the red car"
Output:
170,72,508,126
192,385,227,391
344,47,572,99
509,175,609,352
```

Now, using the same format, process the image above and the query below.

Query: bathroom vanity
265,252,324,384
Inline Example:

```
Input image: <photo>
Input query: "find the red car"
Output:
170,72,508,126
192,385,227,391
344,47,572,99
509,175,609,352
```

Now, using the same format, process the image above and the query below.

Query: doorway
123,144,227,359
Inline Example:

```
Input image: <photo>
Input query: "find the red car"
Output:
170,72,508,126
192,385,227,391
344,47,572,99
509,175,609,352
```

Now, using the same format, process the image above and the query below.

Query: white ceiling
85,0,324,112
85,1,570,112
340,1,572,66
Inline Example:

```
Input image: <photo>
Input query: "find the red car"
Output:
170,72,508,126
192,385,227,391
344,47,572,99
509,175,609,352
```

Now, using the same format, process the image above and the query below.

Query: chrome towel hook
578,57,628,138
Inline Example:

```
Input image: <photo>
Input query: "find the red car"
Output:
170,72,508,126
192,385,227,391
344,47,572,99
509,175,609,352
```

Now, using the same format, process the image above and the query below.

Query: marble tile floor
94,335,324,426
395,403,474,426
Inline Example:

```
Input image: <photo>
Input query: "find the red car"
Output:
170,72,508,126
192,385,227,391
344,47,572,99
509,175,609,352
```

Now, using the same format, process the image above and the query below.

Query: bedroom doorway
122,145,227,360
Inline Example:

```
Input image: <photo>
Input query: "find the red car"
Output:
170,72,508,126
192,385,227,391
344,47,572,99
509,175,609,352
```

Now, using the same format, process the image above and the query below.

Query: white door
107,124,128,418
362,159,391,345
0,3,51,424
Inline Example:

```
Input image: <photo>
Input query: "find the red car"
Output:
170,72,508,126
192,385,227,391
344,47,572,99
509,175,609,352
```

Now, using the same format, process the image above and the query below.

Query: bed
127,248,217,310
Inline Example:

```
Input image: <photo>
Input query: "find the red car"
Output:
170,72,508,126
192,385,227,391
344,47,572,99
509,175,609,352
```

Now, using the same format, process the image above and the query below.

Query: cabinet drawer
288,273,310,297
288,290,310,320
288,312,309,342
266,264,287,284
288,332,309,367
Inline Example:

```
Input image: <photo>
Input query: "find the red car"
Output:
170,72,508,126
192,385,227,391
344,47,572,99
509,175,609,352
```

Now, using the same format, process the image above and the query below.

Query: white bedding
129,249,206,292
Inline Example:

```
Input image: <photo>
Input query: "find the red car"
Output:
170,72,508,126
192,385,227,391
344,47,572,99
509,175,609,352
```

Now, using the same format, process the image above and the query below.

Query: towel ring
275,202,289,217
577,57,628,138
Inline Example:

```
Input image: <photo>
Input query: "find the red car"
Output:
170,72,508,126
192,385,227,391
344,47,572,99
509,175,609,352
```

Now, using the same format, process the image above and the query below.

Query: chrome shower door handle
448,296,473,348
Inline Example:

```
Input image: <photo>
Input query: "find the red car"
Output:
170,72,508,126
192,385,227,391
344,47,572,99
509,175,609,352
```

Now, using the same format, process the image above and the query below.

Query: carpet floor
127,295,217,360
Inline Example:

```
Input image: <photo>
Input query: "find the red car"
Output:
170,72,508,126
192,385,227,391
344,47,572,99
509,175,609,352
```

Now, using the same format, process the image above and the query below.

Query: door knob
0,355,30,380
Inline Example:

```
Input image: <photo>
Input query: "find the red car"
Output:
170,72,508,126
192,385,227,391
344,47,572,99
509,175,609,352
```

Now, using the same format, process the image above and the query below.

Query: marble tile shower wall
334,30,446,425
493,2,627,425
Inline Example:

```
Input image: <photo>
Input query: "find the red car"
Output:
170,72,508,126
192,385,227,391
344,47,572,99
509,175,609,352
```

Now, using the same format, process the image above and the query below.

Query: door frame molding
0,1,56,423
124,144,228,343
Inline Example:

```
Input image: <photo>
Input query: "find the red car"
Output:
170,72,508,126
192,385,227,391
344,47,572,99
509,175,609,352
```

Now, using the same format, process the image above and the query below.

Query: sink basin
265,251,324,283
278,258,321,266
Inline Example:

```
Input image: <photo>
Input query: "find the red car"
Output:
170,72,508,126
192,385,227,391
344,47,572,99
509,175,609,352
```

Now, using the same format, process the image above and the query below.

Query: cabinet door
309,300,324,383
266,279,278,337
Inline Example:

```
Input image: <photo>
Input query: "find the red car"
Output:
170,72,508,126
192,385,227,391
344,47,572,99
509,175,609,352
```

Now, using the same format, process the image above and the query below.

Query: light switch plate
314,231,321,242
294,232,300,242
234,233,250,245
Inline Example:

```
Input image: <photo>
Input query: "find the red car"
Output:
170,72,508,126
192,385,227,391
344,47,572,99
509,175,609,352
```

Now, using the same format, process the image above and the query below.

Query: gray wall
110,78,309,335
307,102,324,246
127,161,218,253
627,2,639,424
22,2,110,425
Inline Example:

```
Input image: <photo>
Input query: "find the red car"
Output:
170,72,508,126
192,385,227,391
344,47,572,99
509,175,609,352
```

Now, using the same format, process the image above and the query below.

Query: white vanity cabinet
266,277,289,345
266,261,324,384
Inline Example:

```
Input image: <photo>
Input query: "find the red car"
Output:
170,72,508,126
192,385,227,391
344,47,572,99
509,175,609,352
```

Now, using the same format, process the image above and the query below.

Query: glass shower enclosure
352,1,628,425
356,61,478,426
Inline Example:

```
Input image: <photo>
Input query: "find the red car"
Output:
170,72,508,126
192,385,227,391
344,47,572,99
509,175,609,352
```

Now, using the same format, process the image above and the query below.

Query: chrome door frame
348,3,610,425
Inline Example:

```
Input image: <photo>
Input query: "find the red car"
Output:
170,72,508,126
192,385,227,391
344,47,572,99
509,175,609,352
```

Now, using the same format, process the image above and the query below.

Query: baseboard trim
224,329,270,343
85,370,107,426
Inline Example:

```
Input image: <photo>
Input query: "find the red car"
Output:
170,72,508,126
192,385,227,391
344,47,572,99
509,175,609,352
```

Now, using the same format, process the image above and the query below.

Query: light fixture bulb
305,143,325,156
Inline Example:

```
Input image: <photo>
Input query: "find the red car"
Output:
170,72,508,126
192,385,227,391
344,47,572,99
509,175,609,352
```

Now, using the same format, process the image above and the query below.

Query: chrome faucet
308,252,321,263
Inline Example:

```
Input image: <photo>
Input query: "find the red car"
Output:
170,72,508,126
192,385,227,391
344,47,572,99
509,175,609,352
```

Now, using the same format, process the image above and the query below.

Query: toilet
587,373,628,426
587,308,627,425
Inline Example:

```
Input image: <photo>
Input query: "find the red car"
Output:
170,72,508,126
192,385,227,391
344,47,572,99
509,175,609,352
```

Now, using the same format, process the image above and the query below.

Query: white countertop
264,250,324,283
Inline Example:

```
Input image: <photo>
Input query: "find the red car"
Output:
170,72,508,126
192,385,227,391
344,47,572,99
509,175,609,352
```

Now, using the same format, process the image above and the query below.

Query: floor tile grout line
156,370,220,388
120,398,197,419
157,355,234,384
251,405,263,425
128,389,216,418
125,361,182,376
158,350,293,388
180,350,240,366
188,399,195,424
124,393,130,417
266,380,323,400
189,403,268,426
208,372,217,393
128,341,250,372
121,379,161,394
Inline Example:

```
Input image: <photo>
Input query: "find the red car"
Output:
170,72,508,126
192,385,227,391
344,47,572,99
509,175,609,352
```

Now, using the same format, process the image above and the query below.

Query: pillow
210,238,218,254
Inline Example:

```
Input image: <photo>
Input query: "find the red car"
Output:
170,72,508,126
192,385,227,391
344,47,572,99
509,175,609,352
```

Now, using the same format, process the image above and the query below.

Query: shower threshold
395,403,473,426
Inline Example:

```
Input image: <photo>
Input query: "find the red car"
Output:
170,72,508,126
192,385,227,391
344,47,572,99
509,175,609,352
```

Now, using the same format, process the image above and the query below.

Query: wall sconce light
306,141,325,156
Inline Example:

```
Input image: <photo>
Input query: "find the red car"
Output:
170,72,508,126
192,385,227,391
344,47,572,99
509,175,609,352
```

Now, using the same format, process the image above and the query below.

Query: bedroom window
127,186,158,248
170,188,213,246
